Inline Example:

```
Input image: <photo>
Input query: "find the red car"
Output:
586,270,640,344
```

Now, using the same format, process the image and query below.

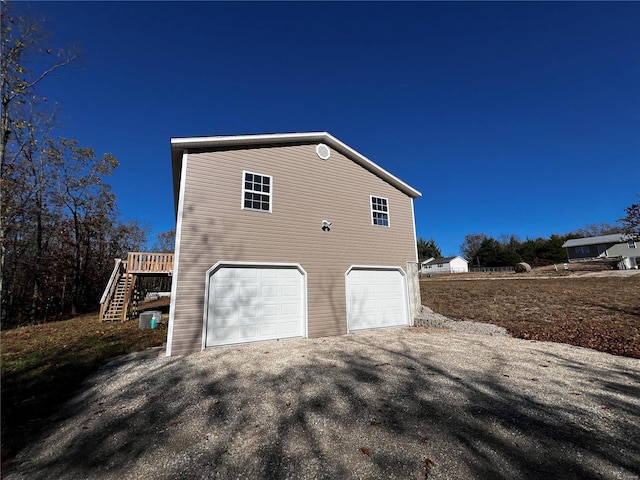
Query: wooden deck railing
126,252,174,273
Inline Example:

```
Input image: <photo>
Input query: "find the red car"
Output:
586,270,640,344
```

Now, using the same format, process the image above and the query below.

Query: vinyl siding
170,143,417,355
607,242,638,258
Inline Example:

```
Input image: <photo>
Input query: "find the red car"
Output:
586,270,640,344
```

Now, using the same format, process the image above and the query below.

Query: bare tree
0,3,152,326
1,1,75,318
151,228,176,253
460,233,488,265
619,195,640,239
47,138,118,314
573,223,621,238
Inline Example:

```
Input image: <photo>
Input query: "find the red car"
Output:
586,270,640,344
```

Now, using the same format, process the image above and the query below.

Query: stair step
101,271,138,322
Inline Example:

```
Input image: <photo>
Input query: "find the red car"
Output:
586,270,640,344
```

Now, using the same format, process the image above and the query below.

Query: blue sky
20,1,640,256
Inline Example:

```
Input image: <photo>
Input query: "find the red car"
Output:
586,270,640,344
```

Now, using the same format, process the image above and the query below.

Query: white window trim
241,170,273,213
370,195,390,227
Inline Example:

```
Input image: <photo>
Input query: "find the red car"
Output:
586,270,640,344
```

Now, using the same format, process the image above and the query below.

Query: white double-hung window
371,196,389,227
242,171,272,212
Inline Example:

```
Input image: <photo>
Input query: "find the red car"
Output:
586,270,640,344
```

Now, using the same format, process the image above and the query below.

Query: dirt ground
421,270,640,359
5,264,637,478
4,328,639,480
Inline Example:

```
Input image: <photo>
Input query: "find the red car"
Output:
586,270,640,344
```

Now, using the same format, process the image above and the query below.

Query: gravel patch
415,305,509,336
4,327,639,480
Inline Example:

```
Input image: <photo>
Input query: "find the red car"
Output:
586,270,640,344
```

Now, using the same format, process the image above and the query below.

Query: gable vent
316,143,331,160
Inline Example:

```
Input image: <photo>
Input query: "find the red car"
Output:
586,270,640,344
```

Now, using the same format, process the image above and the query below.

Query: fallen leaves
423,458,434,477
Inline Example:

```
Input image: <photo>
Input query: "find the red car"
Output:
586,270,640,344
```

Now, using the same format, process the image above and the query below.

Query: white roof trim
171,132,422,199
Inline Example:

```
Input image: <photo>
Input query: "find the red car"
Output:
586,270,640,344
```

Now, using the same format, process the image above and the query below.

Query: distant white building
420,256,469,275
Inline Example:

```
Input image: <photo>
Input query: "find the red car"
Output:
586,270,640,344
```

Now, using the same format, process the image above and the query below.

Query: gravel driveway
5,325,640,480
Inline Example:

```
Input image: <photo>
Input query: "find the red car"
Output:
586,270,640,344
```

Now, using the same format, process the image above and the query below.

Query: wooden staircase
99,253,173,322
101,273,134,321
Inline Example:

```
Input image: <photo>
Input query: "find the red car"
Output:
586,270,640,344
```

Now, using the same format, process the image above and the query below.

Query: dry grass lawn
421,274,640,359
1,311,167,466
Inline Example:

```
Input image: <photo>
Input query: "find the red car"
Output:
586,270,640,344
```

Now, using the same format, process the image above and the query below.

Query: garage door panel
212,326,238,343
215,285,237,299
282,285,299,297
240,268,258,278
262,285,278,297
281,301,299,315
239,287,258,299
262,304,278,316
206,266,305,347
280,320,301,335
213,305,236,319
259,324,278,336
347,268,408,332
261,269,278,278
238,305,257,319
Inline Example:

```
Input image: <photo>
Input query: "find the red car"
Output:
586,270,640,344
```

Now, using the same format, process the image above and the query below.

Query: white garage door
346,268,409,332
205,265,305,347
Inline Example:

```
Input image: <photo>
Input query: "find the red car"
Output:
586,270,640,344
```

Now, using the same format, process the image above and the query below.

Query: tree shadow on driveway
5,328,640,480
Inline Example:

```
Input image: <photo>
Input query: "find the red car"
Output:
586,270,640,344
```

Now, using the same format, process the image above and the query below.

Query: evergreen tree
416,237,442,262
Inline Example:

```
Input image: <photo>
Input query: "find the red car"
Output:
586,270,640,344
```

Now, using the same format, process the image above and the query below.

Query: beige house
167,132,422,356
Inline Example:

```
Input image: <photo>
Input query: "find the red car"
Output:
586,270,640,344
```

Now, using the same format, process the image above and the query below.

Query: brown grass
421,275,640,359
1,312,167,466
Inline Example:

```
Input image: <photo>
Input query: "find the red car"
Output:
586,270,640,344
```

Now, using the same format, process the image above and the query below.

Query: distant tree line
0,4,168,327
460,233,567,268
459,223,626,268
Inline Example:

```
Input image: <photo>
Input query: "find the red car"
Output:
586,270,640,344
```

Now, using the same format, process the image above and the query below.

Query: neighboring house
420,256,469,275
167,132,422,356
562,234,640,269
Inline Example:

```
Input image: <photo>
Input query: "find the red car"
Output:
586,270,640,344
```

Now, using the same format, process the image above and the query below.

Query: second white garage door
205,264,305,347
346,268,409,332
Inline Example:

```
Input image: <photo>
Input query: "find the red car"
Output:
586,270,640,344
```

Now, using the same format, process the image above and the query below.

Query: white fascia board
166,152,189,357
170,132,328,144
170,132,422,199
410,199,419,262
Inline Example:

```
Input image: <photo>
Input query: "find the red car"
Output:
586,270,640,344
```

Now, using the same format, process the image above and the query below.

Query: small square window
242,171,272,212
371,196,389,227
